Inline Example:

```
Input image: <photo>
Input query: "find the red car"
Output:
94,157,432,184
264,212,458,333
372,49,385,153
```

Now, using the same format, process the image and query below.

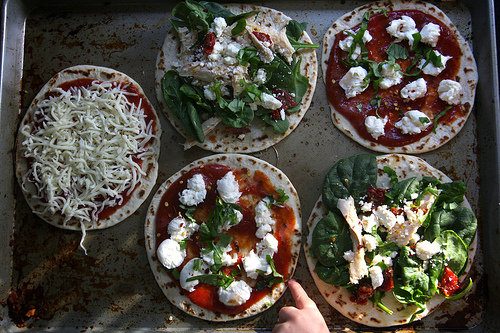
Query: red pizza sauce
155,164,296,315
325,10,465,147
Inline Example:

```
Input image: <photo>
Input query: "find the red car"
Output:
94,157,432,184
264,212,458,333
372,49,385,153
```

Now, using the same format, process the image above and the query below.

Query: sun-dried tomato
202,33,216,54
350,280,375,305
252,31,272,45
379,268,394,292
439,266,460,297
366,186,387,208
269,90,298,120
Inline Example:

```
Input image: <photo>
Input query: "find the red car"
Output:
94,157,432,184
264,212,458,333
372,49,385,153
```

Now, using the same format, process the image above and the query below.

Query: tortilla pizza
15,65,161,236
155,0,318,153
145,154,301,321
305,153,477,327
322,0,477,153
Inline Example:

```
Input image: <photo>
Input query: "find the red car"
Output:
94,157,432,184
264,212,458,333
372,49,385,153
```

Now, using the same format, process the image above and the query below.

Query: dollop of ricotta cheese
386,15,419,47
254,198,276,238
438,79,462,105
179,174,207,206
418,51,452,76
339,66,368,98
217,171,241,203
157,238,186,269
394,110,431,135
179,258,209,292
401,78,427,101
379,63,403,90
365,116,388,140
168,215,199,242
218,280,252,307
420,23,441,47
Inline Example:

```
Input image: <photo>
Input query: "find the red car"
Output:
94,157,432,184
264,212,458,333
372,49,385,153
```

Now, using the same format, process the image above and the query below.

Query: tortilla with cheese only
145,154,302,321
322,0,477,153
15,65,161,231
155,3,318,153
304,154,477,327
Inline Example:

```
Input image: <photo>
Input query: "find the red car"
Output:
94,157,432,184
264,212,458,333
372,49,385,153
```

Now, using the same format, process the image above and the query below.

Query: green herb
187,270,235,289
445,278,473,300
355,103,363,112
386,43,409,60
383,166,398,185
370,96,382,118
419,117,431,124
286,20,319,50
256,255,284,290
432,106,453,133
266,189,289,207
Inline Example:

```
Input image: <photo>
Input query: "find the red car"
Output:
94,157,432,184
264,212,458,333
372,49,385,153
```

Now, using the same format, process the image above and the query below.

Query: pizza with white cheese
322,0,477,153
15,65,161,238
155,0,318,153
145,154,301,321
304,154,477,327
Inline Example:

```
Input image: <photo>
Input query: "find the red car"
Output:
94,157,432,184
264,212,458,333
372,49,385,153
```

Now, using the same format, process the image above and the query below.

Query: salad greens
311,154,477,317
162,0,318,143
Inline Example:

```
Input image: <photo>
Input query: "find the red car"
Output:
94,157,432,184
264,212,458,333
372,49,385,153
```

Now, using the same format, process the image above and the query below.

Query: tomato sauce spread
155,164,296,314
326,10,464,147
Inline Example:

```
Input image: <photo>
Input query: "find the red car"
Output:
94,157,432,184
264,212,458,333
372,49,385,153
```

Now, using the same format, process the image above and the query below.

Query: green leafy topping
433,105,453,133
286,20,319,50
256,255,284,290
187,270,235,289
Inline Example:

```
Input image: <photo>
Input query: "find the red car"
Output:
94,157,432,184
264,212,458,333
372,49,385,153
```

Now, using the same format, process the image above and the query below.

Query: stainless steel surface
0,0,498,331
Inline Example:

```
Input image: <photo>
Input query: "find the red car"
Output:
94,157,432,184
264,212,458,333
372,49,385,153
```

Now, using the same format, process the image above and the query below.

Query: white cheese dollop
202,243,238,267
168,215,200,243
365,116,388,140
254,198,276,238
180,258,209,292
157,239,186,269
438,79,462,105
339,66,368,98
401,78,427,101
179,174,207,206
217,171,241,204
218,280,252,307
339,30,373,59
420,23,441,47
394,110,431,135
416,240,442,260
386,15,419,47
418,51,452,76
379,63,403,90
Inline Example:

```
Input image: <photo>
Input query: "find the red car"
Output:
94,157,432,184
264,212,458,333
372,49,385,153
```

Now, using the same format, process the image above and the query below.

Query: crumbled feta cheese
360,201,373,212
217,171,241,203
365,116,388,140
180,258,209,292
416,240,441,260
372,254,393,267
373,205,399,230
254,198,276,238
212,17,227,37
339,66,368,98
218,280,252,306
254,68,267,85
420,23,441,47
379,63,403,89
226,42,242,57
260,93,282,110
369,265,384,289
343,250,355,262
418,51,452,76
179,174,207,206
386,15,419,47
438,79,462,105
361,214,379,233
157,239,186,269
401,78,427,101
204,85,217,101
395,110,431,135
168,215,199,242
363,234,379,252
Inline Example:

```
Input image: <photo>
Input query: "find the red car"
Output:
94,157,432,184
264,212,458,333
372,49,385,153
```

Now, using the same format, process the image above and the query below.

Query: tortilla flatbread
322,0,477,153
304,154,477,327
155,3,317,153
145,154,301,321
15,65,161,231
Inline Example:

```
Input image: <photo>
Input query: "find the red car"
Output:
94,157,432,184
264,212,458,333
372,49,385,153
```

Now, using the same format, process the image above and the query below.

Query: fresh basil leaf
386,43,409,60
256,255,284,290
311,212,353,267
433,105,453,133
187,271,234,288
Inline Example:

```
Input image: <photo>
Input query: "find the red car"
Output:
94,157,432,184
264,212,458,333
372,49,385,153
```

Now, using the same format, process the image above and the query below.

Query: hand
272,279,329,333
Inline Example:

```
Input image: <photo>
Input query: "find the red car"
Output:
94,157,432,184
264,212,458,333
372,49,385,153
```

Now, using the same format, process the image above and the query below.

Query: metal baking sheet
0,0,498,331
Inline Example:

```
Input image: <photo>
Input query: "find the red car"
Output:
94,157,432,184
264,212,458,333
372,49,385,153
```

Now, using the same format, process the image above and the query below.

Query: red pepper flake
202,33,216,54
439,266,460,297
252,31,272,45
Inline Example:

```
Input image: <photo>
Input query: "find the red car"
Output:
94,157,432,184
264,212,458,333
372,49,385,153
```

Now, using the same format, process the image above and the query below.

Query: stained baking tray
0,0,498,331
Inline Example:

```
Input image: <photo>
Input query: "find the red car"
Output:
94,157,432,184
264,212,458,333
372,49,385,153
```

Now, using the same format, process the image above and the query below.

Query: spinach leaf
200,1,259,26
170,0,212,36
161,70,206,142
428,252,445,295
311,212,353,267
434,230,469,276
424,206,477,247
322,154,377,212
286,20,319,50
435,181,467,208
385,177,420,206
371,291,393,314
258,113,289,134
315,261,351,287
396,246,429,293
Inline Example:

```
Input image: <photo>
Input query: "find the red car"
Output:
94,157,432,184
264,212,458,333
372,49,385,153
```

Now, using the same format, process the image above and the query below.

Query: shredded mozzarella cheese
20,80,156,229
